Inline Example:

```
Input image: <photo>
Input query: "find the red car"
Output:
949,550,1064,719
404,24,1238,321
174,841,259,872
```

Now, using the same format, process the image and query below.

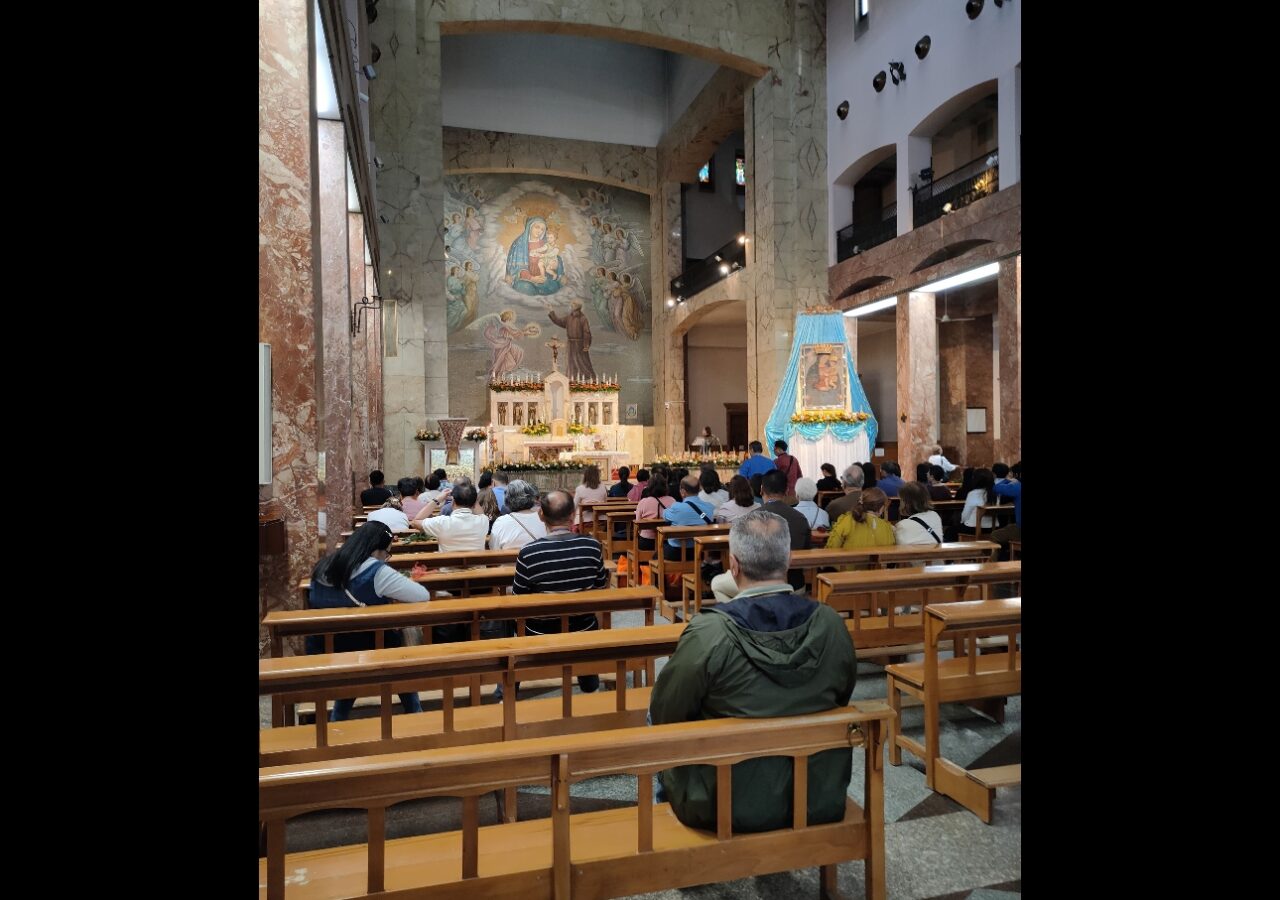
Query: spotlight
918,167,934,182
677,296,686,304
731,262,742,270
666,297,676,309
720,264,730,275
836,100,849,120
888,61,906,85
674,279,683,289
873,71,886,92
737,234,747,244
966,0,984,19
915,36,931,59
942,202,953,213
374,156,384,169
714,254,722,262
362,64,377,80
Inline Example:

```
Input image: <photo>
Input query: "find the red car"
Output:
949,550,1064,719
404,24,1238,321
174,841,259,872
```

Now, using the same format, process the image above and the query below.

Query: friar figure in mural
548,299,596,380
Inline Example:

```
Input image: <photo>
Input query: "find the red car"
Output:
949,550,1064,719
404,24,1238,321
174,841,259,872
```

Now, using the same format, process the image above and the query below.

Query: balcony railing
670,235,747,301
836,215,898,262
913,150,999,229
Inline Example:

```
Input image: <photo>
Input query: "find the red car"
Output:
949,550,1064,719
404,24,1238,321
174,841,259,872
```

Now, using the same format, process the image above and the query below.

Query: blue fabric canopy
764,311,878,455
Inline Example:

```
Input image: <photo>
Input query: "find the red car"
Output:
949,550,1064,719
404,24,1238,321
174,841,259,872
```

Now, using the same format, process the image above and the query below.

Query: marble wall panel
319,120,353,554
895,291,937,479
259,0,320,656
938,319,967,464
994,255,1021,464
964,317,995,466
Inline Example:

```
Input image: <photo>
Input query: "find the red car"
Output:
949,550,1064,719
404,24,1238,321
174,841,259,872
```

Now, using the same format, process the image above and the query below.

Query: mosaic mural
442,173,653,424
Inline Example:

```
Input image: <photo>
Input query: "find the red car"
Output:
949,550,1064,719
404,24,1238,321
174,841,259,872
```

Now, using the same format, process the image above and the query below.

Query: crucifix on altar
545,337,564,373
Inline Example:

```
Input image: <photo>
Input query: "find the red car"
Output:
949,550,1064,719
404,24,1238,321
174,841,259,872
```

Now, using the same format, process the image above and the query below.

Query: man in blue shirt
491,471,509,514
738,441,775,479
661,475,718,560
876,461,905,498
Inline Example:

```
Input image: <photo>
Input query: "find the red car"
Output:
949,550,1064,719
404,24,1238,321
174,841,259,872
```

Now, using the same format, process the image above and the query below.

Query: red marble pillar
259,0,319,655
319,119,352,555
994,255,1021,464
895,292,938,479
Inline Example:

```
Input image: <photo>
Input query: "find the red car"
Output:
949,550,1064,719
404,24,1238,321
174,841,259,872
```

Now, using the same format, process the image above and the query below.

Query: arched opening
833,144,896,261
910,84,1001,229
680,300,748,452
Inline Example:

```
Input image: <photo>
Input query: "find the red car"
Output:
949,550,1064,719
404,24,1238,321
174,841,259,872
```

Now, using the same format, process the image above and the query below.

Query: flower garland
487,461,589,472
414,429,442,441
569,382,620,393
488,380,544,393
644,454,746,469
520,422,551,436
789,411,870,425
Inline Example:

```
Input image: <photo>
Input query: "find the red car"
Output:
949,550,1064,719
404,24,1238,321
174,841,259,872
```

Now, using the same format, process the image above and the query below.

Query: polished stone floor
259,610,1021,899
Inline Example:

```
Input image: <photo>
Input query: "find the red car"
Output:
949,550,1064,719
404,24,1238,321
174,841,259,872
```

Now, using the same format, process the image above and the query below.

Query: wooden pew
264,586,662,720
815,489,843,510
297,567,518,606
963,504,1017,541
623,517,667,589
815,562,1022,659
259,703,893,900
379,548,520,571
647,524,732,620
677,539,1000,619
579,499,636,542
1008,540,1020,560
259,623,684,769
885,598,1021,822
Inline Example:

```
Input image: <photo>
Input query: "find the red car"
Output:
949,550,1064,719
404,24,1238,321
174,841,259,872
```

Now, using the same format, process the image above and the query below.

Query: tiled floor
259,610,1021,898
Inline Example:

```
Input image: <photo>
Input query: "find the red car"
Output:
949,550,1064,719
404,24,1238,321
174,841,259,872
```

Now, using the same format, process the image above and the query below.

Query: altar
488,339,634,466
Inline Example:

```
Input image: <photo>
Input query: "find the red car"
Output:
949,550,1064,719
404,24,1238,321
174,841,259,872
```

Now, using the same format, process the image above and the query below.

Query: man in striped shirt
511,489,608,693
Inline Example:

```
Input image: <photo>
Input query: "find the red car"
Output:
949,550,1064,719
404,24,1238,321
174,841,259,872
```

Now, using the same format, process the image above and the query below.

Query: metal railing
836,216,898,262
913,150,999,229
670,235,747,301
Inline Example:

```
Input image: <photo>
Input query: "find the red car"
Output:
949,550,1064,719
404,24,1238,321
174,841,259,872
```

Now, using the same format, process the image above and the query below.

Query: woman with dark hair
816,463,841,493
635,472,676,551
626,467,650,501
609,465,633,498
697,467,728,507
477,471,494,491
307,521,430,721
958,468,996,537
895,482,944,546
859,461,878,490
749,473,765,505
574,465,608,530
714,474,757,524
825,487,896,550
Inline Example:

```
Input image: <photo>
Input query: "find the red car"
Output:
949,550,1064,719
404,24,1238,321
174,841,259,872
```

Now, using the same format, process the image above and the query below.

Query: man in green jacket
649,508,858,833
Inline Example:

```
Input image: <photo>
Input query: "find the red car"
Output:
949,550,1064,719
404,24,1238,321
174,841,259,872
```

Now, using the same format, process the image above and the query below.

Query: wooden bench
815,490,843,510
815,562,1022,660
1008,540,1020,560
259,704,892,900
579,499,636,543
259,624,684,768
959,503,1017,541
264,586,662,719
647,524,732,620
379,548,520,571
676,540,1001,620
885,598,1021,822
298,566,519,606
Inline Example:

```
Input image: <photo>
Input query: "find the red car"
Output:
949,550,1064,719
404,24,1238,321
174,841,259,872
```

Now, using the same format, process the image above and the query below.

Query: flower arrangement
463,429,488,442
645,454,746,469
520,422,551,436
444,464,472,482
414,428,442,441
566,423,595,435
489,380,545,393
790,410,870,425
569,381,620,393
487,461,589,472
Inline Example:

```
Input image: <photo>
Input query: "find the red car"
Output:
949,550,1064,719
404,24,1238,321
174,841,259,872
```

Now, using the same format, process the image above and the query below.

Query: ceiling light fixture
837,100,850,120
844,297,898,318
915,262,1000,294
915,36,931,59
873,71,887,92
966,0,984,19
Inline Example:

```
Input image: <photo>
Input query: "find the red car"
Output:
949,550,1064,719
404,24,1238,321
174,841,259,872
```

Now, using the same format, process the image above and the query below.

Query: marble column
371,0,448,481
652,179,680,454
745,0,829,450
895,292,938,479
994,255,1021,463
319,119,352,554
938,317,966,464
349,211,370,506
259,0,319,655
669,331,687,453
843,315,858,369
897,135,931,235
998,66,1021,188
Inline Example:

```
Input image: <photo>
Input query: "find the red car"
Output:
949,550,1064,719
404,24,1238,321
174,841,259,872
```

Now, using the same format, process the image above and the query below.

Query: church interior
259,1,1021,896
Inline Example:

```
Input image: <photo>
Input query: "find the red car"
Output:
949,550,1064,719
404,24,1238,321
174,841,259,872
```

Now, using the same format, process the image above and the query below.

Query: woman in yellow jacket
825,487,896,549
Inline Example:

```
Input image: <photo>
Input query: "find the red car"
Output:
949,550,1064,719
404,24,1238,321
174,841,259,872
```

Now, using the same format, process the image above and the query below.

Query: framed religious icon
797,343,852,412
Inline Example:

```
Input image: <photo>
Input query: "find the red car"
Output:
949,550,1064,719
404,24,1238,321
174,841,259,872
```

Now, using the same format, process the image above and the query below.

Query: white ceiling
441,33,718,148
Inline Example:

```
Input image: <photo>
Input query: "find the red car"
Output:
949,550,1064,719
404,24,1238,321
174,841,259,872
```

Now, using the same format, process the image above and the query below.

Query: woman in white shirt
697,467,730,508
792,477,830,530
894,482,944,546
573,465,609,530
489,480,548,550
959,468,996,536
715,475,757,524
